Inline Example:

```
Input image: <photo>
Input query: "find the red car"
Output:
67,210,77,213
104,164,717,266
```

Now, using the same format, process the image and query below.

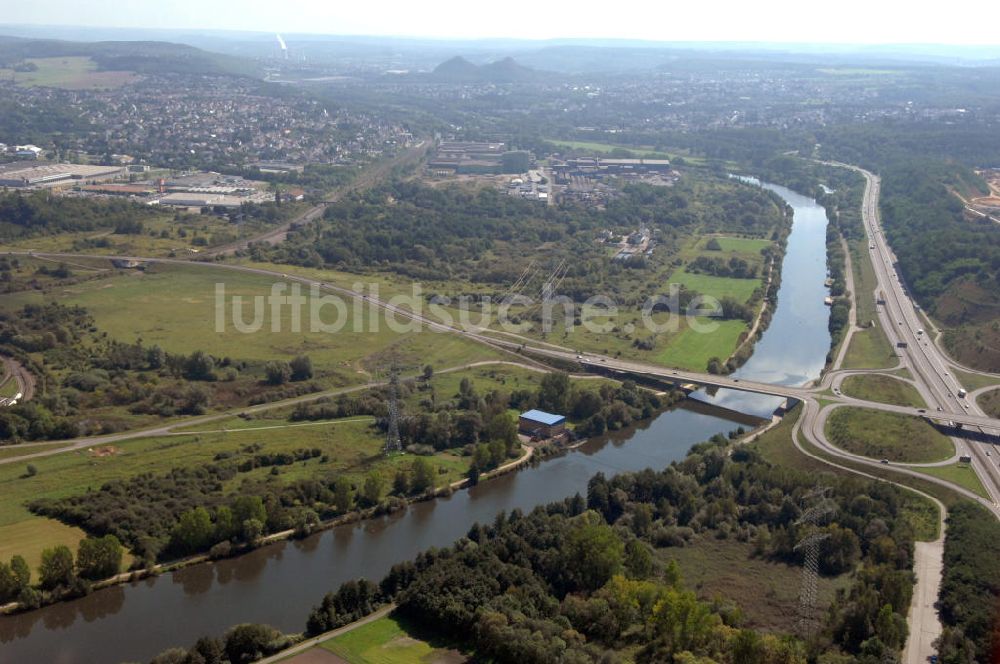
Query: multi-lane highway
827,162,1000,504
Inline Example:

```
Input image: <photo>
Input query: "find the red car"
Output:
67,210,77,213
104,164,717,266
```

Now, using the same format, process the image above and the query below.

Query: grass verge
914,463,990,501
842,326,897,370
320,614,467,664
840,374,925,408
978,388,1000,419
826,407,953,464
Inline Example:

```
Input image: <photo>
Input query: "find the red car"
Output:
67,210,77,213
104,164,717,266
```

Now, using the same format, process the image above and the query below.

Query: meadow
842,325,897,370
915,462,990,500
665,537,851,633
826,407,954,464
319,614,467,664
696,236,772,254
667,268,762,304
0,262,503,374
839,374,926,408
655,318,748,370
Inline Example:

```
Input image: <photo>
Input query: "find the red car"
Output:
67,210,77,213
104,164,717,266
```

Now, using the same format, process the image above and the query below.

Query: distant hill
0,35,261,78
432,55,540,82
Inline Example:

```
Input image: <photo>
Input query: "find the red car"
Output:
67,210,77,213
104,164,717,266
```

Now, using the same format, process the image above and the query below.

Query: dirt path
904,524,945,664
256,604,397,664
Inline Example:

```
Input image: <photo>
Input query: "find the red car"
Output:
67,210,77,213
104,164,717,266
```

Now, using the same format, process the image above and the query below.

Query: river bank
0,443,537,617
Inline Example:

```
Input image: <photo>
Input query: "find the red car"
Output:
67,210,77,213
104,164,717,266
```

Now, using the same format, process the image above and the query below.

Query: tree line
0,534,123,609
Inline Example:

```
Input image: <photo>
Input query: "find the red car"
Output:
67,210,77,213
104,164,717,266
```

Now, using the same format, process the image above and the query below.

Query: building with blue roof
518,409,567,438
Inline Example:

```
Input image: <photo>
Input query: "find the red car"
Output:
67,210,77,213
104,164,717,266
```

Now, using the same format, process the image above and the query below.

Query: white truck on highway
957,388,968,399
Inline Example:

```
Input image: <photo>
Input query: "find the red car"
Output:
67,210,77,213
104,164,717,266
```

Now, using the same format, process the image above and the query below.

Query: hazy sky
4,0,999,44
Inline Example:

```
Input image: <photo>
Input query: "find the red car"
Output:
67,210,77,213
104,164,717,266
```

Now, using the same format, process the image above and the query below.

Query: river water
0,182,830,664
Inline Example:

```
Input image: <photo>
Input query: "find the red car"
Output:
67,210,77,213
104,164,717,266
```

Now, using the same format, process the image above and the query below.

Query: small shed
518,409,566,438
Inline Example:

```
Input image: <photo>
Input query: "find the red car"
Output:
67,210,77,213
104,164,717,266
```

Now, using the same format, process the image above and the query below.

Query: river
0,181,830,664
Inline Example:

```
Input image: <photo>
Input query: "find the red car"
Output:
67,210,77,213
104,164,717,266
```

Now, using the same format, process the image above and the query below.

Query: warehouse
518,409,567,439
0,162,125,188
155,192,245,209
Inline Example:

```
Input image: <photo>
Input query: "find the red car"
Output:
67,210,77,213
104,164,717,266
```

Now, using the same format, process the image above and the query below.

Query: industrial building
428,141,531,174
552,157,672,179
79,184,156,197
154,192,246,209
251,161,304,175
518,410,567,439
0,162,125,188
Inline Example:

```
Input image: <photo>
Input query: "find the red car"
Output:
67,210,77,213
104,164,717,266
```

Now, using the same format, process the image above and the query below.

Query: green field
751,406,828,474
840,374,925,408
655,318,748,371
0,210,278,257
698,236,771,254
826,407,954,464
0,263,502,373
0,443,72,461
668,269,762,304
915,462,990,500
851,240,880,325
0,518,88,573
952,368,1000,393
320,615,467,664
753,406,942,540
0,56,139,89
842,326,897,370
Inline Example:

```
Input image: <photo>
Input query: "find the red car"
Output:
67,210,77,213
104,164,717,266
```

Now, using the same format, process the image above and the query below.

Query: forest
373,451,918,664
256,177,786,299
877,162,1000,370
0,190,162,240
935,502,1000,663
147,436,921,664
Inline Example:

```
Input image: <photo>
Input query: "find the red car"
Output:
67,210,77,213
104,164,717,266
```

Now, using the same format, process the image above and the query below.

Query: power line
794,486,835,636
383,365,402,456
